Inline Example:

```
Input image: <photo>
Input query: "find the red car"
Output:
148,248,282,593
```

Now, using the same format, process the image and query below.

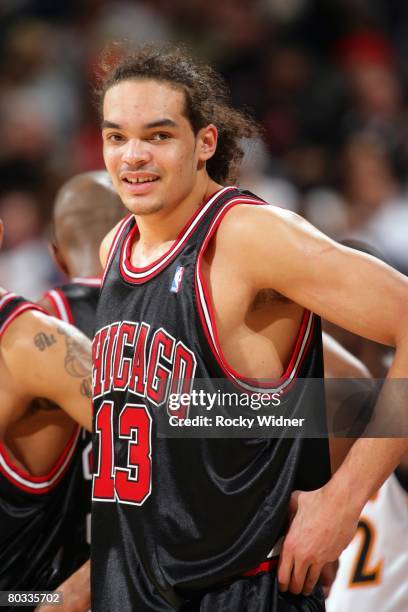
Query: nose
122,138,152,165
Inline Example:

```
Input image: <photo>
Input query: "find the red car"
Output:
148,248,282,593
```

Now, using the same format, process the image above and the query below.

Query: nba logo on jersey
170,266,185,293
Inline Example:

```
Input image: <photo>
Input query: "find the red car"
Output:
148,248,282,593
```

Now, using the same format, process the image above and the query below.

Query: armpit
27,397,60,415
252,288,291,311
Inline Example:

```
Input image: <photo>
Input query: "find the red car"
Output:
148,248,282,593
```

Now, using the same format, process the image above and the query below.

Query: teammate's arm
322,332,371,380
323,332,374,473
2,310,92,431
216,205,408,595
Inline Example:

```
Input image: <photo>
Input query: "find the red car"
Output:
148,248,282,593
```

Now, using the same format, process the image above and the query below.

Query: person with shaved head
90,44,408,612
39,171,125,335
29,172,125,609
0,219,93,610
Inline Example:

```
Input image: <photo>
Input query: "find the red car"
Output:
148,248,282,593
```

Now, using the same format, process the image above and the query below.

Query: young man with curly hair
91,44,408,611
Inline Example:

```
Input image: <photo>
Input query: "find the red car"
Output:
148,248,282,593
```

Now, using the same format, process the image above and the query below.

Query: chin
122,197,164,216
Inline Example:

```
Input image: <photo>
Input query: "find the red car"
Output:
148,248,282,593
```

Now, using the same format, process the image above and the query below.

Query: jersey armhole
42,289,74,325
194,198,315,394
0,295,47,340
0,425,81,494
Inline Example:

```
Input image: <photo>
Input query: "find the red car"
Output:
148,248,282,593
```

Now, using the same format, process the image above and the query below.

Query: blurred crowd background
1,0,408,298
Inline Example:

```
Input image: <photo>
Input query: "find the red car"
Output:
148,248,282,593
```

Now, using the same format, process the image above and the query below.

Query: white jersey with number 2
327,473,408,612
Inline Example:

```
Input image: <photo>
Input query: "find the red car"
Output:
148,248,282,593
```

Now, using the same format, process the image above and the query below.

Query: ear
197,124,218,162
49,243,69,277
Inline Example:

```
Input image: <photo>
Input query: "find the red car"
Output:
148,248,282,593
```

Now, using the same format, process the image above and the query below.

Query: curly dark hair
95,43,259,184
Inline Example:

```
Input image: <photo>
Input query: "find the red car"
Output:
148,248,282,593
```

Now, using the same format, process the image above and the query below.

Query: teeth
126,177,156,184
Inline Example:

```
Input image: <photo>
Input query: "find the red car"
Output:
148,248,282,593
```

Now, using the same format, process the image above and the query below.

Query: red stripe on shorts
242,558,279,577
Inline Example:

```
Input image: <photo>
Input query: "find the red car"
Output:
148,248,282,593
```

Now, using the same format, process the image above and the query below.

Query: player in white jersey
327,463,407,612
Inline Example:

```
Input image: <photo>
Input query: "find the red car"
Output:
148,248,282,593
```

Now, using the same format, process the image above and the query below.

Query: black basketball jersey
91,187,331,611
43,277,101,340
0,293,92,609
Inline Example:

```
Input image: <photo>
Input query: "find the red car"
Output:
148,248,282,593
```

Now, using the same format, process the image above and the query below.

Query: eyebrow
101,118,179,130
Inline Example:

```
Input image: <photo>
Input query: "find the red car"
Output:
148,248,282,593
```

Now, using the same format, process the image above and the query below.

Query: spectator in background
0,191,58,299
335,30,408,176
239,138,300,211
0,19,81,173
339,132,408,274
1,1,408,299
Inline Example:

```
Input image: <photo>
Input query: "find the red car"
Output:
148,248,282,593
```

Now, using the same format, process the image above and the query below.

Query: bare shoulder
214,204,314,252
100,218,128,268
2,310,88,377
210,204,322,283
1,309,54,360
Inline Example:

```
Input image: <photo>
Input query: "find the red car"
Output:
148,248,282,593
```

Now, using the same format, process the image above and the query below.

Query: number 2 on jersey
349,518,383,587
93,400,152,505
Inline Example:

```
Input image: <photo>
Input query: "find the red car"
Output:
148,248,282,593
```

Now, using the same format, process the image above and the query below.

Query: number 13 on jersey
92,401,152,505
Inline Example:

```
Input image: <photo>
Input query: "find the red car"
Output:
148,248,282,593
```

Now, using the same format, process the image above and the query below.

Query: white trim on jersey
72,277,102,287
121,187,234,281
46,289,72,323
0,427,81,493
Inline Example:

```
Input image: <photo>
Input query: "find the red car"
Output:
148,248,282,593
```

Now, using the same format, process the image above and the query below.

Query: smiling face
102,79,217,216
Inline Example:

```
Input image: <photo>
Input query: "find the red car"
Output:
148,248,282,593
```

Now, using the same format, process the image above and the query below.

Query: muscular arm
216,205,408,593
221,205,408,344
2,310,92,431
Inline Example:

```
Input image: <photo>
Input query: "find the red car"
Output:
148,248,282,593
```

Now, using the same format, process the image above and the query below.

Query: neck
67,251,103,279
134,175,222,248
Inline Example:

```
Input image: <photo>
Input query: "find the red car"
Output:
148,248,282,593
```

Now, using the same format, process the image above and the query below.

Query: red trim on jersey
46,289,73,324
119,187,235,284
242,557,279,577
102,215,134,284
0,303,46,340
194,198,315,393
42,288,74,324
41,291,60,318
0,426,80,494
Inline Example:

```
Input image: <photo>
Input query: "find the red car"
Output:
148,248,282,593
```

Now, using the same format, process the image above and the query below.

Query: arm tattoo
56,324,92,378
34,332,56,351
80,377,92,399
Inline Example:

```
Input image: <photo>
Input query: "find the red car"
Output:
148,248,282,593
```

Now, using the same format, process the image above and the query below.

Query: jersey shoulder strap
42,287,74,324
0,292,45,340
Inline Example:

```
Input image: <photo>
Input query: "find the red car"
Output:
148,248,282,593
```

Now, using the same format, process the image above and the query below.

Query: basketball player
91,45,408,610
322,288,407,612
0,224,93,609
326,456,408,612
324,334,407,612
34,171,124,610
39,171,125,337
